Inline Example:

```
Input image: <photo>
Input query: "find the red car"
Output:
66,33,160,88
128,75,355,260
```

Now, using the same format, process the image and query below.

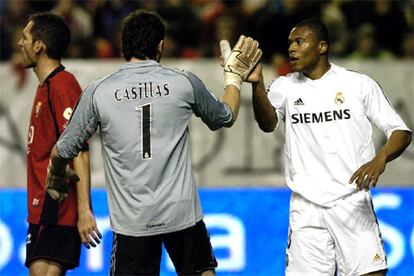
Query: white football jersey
268,63,411,207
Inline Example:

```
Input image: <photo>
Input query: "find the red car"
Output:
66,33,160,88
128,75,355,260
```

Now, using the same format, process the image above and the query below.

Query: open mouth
289,56,299,62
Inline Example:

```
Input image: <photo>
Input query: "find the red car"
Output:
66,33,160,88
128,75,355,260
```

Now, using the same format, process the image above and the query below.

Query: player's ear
157,40,164,54
319,41,328,55
33,40,45,54
156,40,164,62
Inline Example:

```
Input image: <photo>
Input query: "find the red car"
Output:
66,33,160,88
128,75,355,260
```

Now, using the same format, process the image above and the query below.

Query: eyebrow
288,37,304,42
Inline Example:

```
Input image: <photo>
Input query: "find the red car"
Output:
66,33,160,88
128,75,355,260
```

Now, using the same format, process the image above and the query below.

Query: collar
119,60,160,70
44,64,65,84
300,63,336,82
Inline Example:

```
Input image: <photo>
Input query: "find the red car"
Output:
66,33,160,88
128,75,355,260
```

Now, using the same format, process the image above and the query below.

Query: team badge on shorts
335,92,345,105
32,198,39,207
35,102,42,118
26,233,32,245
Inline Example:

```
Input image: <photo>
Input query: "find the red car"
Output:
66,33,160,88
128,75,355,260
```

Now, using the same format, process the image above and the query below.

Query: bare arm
221,85,241,126
249,65,277,132
349,130,412,190
73,150,101,249
49,146,101,248
377,130,412,162
219,35,262,127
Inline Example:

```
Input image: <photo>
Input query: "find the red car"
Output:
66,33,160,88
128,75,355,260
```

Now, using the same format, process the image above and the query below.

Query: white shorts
286,191,387,276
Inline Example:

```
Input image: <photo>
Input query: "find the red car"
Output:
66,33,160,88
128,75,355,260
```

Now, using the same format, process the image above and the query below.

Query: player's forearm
376,130,412,163
252,79,277,132
73,150,92,212
222,85,241,126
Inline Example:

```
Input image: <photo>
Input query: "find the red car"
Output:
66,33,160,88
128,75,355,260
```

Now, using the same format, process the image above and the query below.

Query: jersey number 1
136,103,151,160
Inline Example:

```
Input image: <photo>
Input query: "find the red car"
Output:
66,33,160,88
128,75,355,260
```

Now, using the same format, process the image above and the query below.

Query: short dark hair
29,13,71,60
121,10,165,61
295,19,330,46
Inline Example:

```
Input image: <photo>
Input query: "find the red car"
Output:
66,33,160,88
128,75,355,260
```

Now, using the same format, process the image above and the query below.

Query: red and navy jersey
27,65,84,226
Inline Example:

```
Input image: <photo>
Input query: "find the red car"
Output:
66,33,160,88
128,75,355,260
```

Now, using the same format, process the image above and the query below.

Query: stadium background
0,0,413,275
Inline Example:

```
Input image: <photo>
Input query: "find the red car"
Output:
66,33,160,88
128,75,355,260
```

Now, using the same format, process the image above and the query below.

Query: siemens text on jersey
291,109,351,124
114,82,170,101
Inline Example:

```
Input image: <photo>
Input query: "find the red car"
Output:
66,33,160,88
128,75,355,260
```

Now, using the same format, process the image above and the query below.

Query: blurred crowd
1,0,414,71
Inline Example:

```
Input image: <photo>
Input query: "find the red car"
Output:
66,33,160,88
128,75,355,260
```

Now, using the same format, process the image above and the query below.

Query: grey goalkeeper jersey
57,60,232,236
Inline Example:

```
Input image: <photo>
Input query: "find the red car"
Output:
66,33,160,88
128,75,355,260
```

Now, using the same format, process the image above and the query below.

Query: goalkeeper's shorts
25,224,81,270
110,220,218,275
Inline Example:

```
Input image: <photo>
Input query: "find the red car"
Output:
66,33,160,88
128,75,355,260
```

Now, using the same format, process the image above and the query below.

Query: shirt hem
27,218,77,227
353,264,387,276
110,215,203,237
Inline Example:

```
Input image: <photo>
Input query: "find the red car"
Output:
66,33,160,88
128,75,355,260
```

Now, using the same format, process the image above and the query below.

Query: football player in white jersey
249,19,412,276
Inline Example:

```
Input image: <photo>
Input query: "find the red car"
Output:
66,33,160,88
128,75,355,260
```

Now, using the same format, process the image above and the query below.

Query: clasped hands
220,35,262,90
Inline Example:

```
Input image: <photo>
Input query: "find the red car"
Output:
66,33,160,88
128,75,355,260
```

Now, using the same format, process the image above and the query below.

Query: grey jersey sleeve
183,71,232,130
56,81,100,159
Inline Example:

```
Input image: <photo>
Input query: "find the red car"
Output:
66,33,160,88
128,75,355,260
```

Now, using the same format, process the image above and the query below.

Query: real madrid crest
35,102,42,118
335,92,345,105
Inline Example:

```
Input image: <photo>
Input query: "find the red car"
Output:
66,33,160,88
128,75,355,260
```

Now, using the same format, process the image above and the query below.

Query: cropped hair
295,19,330,46
121,10,165,61
29,13,71,60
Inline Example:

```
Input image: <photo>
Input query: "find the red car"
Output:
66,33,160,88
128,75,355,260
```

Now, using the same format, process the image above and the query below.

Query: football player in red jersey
19,13,101,276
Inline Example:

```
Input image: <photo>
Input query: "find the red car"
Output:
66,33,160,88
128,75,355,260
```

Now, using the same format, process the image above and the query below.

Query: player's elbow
208,125,221,131
208,120,233,131
255,117,276,133
223,118,235,128
393,129,412,147
259,123,276,133
403,130,412,148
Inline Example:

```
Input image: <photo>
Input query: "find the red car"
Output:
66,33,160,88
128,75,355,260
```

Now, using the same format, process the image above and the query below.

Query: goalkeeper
46,9,261,276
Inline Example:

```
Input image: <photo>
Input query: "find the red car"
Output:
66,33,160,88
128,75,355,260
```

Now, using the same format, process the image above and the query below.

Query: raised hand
220,35,262,89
